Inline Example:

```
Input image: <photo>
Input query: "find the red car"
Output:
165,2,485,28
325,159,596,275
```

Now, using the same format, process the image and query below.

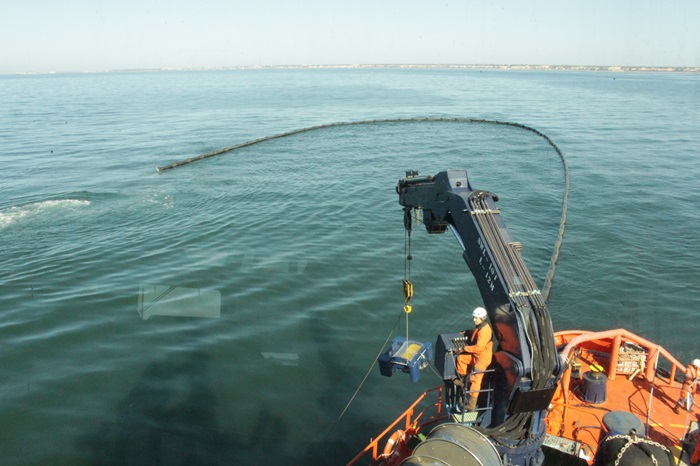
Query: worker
454,307,493,411
674,359,700,414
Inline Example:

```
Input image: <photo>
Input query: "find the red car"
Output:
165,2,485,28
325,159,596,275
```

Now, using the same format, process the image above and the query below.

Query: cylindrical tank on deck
580,370,607,404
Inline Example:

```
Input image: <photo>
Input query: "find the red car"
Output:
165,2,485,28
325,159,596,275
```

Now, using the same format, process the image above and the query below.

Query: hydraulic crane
397,169,564,466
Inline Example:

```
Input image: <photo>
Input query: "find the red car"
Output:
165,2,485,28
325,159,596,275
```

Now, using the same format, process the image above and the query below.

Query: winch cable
334,310,404,425
156,117,568,304
403,207,414,341
329,306,445,442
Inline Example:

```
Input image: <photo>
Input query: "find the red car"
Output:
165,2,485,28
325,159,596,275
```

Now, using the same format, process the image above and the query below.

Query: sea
1,68,699,465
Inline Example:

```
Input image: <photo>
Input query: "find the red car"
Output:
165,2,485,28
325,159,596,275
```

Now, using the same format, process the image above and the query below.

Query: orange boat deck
348,328,700,465
550,329,698,463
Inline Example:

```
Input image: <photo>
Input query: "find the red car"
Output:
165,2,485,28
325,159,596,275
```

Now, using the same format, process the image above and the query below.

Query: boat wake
0,198,91,229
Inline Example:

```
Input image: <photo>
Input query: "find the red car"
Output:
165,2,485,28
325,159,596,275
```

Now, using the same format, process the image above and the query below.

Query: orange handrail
556,329,686,406
349,329,688,465
556,329,684,381
346,385,446,465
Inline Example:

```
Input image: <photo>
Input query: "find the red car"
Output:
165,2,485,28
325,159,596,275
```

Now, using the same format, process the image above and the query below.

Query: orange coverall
456,322,493,396
679,363,700,409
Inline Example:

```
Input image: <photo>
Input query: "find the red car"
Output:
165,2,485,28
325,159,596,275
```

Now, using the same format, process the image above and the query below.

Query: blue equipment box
378,337,433,383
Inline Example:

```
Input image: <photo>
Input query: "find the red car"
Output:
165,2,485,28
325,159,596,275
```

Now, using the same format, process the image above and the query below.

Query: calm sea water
1,69,699,465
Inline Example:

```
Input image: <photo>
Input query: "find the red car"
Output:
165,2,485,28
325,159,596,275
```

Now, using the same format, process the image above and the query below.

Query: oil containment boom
397,169,563,465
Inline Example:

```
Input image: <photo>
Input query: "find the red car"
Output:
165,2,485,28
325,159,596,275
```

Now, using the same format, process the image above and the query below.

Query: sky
2,0,699,73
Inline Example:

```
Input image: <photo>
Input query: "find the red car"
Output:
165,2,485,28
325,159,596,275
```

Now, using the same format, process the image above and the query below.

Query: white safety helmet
693,359,700,369
472,307,487,319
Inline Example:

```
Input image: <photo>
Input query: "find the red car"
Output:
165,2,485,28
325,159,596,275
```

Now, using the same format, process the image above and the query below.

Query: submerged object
137,284,221,320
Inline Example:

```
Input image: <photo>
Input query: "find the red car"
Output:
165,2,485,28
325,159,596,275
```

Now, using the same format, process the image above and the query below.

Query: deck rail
349,329,690,465
556,329,686,397
345,385,447,465
554,328,691,456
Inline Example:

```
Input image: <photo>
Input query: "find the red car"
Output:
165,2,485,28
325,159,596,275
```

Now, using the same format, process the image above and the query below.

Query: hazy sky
2,0,698,73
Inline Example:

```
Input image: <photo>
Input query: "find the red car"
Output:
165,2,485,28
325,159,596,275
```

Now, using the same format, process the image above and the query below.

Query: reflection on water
261,352,300,366
80,350,231,465
137,285,221,320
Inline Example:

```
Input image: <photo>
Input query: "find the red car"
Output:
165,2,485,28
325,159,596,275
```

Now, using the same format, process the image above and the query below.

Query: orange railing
346,385,447,465
350,329,688,465
552,328,690,459
347,370,497,465
556,329,686,403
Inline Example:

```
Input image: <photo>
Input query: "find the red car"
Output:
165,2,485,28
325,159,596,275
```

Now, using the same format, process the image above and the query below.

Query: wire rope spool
402,423,503,466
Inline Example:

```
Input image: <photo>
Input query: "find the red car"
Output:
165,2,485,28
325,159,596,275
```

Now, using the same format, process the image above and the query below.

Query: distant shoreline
216,64,700,73
7,63,700,75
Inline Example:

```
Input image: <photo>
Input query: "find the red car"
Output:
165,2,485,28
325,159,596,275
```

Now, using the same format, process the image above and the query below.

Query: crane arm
397,169,562,424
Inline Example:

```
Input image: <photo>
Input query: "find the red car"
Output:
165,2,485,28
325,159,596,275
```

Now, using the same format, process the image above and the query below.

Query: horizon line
5,63,700,76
